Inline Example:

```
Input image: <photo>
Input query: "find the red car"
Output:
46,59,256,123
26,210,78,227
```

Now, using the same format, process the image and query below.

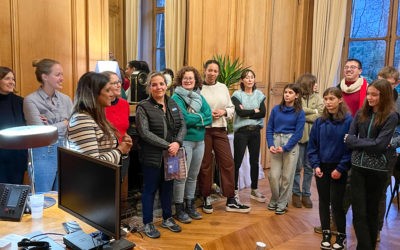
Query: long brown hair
321,87,349,122
296,73,316,97
279,83,302,113
359,79,395,126
72,72,118,145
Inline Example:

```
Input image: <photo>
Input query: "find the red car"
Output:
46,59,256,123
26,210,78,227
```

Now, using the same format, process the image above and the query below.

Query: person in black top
345,79,398,250
136,72,186,239
0,67,27,184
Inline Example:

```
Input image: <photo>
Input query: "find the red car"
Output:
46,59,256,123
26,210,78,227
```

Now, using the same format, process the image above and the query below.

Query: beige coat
299,93,324,144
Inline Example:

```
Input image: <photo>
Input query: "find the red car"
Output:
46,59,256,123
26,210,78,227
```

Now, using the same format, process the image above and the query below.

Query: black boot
185,199,202,220
174,203,191,223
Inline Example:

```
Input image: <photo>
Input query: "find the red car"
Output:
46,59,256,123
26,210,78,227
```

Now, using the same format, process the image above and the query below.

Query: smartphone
62,221,82,234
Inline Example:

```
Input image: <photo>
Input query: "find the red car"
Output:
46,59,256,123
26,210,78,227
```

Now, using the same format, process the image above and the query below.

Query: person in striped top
66,72,132,164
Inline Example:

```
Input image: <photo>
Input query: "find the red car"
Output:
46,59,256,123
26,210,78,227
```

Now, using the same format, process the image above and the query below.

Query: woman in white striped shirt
66,72,132,164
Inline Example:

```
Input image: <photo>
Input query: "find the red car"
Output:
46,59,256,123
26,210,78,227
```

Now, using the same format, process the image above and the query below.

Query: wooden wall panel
269,0,298,85
87,0,109,71
71,0,88,92
187,0,237,71
0,0,12,69
186,0,204,70
0,0,109,99
294,0,314,79
109,0,125,68
15,0,73,97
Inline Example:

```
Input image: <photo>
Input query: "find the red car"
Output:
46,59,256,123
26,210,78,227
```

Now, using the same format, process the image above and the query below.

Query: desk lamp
0,125,58,208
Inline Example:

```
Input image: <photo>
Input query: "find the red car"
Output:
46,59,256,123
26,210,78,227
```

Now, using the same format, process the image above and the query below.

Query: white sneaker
250,189,266,203
202,196,213,214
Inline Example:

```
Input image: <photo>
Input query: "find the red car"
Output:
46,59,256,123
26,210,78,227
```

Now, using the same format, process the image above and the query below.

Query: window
343,0,400,83
153,0,165,71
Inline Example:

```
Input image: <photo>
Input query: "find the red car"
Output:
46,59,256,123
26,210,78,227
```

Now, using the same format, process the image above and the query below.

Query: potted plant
213,54,250,89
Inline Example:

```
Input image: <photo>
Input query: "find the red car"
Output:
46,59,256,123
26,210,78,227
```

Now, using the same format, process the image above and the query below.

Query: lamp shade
0,125,58,149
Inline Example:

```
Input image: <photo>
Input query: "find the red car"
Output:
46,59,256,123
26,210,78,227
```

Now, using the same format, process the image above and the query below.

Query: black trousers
233,128,261,190
315,163,347,233
351,166,387,250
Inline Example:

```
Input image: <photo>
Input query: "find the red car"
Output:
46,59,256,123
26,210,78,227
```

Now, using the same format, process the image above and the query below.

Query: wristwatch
116,148,129,159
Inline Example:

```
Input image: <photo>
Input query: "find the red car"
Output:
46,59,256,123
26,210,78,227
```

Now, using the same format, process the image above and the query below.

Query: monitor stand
103,238,135,250
63,231,135,250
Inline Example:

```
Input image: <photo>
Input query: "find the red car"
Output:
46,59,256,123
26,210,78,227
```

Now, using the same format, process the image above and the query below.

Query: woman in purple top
23,59,73,192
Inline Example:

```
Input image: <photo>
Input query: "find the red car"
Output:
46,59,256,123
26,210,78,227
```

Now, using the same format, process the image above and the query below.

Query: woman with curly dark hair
171,66,212,223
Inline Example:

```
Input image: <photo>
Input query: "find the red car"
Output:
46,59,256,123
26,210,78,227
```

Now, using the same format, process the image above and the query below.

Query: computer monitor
94,60,122,81
57,147,121,240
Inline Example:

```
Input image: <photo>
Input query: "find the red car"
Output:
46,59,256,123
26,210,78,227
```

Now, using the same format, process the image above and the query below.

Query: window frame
341,0,400,79
152,0,165,71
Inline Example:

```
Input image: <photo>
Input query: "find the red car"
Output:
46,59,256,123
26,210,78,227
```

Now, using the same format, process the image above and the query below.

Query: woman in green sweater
171,66,212,223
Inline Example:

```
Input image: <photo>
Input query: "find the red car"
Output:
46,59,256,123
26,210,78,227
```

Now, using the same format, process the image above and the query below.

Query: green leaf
212,54,250,88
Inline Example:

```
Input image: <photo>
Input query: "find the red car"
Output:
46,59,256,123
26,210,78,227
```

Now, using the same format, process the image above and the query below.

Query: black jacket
136,95,186,167
345,110,398,171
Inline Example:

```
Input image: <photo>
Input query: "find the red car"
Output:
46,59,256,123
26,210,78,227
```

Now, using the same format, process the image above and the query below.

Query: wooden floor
126,169,400,250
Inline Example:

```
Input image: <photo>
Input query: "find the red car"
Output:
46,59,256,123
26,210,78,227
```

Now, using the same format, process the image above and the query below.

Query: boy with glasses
338,59,368,117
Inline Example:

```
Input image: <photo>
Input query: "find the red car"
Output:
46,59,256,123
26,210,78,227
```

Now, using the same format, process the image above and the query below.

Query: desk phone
0,183,30,221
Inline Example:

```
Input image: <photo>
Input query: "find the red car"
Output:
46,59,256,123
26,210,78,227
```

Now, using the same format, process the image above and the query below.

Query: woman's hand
39,114,48,125
315,167,323,178
275,146,283,153
344,134,348,143
331,170,342,179
212,109,226,119
168,142,180,156
269,146,277,154
118,134,133,155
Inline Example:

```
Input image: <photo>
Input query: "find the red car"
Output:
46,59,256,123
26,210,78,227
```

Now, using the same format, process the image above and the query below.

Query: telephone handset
0,183,30,221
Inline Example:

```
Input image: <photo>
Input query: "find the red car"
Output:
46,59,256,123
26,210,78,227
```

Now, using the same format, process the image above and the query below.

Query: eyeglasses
343,66,359,70
183,77,194,82
110,81,121,85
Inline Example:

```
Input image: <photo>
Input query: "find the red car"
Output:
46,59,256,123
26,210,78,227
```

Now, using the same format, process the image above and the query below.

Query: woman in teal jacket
171,66,212,223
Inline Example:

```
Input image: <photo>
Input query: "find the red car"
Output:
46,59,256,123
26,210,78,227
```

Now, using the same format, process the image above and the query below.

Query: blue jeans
32,140,63,192
173,140,204,203
142,165,173,224
292,142,313,197
268,133,299,210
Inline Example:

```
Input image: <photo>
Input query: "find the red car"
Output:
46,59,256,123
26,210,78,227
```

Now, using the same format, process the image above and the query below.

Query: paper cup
30,194,44,219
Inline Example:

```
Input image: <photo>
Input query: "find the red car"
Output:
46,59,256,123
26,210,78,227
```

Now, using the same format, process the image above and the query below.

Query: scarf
340,77,364,94
174,86,203,112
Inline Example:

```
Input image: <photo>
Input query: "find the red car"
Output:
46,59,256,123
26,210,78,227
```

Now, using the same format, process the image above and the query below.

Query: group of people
0,59,131,193
135,60,267,238
287,59,400,250
0,57,398,250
